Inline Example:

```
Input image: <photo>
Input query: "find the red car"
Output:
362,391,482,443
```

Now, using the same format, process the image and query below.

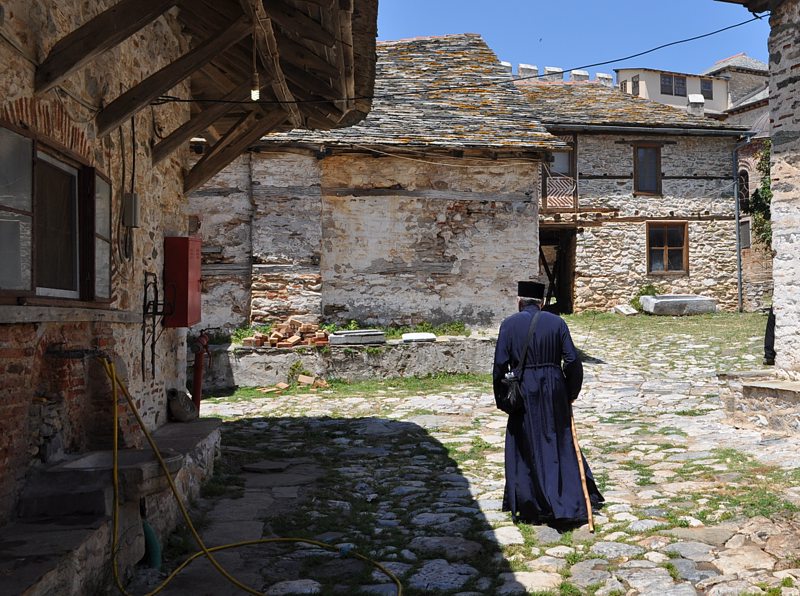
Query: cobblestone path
139,315,800,595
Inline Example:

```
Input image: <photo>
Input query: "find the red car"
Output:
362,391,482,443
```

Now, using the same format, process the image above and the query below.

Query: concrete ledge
641,294,717,315
195,336,496,391
0,419,221,596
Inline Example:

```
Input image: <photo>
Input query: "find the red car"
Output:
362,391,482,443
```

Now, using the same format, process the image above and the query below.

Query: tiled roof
257,34,563,151
704,53,768,75
515,81,746,130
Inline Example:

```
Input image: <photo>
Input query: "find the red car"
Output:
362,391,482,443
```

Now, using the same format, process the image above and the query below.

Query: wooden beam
35,0,178,94
282,61,339,101
266,1,336,47
239,0,303,127
273,31,339,78
152,80,251,164
184,110,286,193
95,17,250,137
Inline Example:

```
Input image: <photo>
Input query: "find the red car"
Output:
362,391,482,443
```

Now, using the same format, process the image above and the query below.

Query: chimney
499,61,513,76
687,94,705,117
571,69,590,82
518,63,539,80
543,67,564,82
596,73,613,87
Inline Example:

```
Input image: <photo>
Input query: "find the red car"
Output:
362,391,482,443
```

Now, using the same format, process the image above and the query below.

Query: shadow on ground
141,415,521,595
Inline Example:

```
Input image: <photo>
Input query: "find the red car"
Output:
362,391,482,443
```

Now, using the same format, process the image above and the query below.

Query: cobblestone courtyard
138,313,800,596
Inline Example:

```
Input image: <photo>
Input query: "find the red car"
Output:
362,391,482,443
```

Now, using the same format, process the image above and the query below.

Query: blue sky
377,1,770,79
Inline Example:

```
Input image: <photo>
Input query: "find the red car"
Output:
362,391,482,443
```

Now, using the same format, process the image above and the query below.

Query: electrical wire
151,14,768,108
99,358,403,596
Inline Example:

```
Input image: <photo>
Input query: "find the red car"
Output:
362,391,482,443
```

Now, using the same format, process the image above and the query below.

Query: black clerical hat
517,281,545,299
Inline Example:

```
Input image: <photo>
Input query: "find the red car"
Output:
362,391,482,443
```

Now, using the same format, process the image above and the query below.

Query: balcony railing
541,173,577,211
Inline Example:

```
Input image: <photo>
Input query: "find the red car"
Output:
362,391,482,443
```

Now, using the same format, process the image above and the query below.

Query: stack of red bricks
241,318,329,348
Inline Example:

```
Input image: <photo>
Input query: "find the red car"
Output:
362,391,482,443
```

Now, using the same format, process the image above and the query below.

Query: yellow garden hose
99,357,402,596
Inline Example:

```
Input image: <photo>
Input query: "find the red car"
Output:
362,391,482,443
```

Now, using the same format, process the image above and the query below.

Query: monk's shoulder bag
497,311,541,415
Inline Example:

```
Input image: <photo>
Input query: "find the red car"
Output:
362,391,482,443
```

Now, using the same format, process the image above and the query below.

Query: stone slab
641,294,717,316
328,330,386,345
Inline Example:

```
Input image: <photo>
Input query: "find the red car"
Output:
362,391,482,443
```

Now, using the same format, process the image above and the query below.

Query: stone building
0,1,377,592
720,0,800,378
192,34,564,330
514,80,748,312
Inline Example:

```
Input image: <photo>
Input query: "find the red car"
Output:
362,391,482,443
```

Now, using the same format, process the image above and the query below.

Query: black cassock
492,304,604,525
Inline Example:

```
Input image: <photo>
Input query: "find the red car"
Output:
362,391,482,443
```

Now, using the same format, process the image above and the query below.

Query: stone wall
319,154,541,326
726,71,769,105
0,1,191,522
189,155,253,332
574,220,739,311
577,135,736,218
197,338,496,391
251,152,323,324
570,133,740,312
767,0,800,378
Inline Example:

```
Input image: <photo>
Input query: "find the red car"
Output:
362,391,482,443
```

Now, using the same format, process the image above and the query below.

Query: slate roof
515,81,746,131
729,84,769,111
704,53,768,75
257,34,563,151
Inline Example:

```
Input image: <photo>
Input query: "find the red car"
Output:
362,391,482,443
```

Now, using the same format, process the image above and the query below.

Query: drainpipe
732,135,753,313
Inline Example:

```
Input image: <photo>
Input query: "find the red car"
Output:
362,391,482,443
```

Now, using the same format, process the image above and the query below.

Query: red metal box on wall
163,236,201,328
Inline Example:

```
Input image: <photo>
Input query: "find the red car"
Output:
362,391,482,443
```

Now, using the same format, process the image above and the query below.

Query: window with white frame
0,125,111,302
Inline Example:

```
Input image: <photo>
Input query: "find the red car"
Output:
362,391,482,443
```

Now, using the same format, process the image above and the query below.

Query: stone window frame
632,142,662,197
0,121,112,306
646,220,689,275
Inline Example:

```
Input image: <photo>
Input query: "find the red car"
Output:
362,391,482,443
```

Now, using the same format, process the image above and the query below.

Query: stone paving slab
129,314,800,595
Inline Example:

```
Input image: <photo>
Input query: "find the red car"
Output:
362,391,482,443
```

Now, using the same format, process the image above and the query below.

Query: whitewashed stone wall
575,220,738,311
251,152,323,323
766,0,800,378
319,154,541,326
189,156,253,332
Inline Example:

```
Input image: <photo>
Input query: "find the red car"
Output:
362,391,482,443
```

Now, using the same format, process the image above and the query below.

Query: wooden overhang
34,0,378,192
715,0,780,12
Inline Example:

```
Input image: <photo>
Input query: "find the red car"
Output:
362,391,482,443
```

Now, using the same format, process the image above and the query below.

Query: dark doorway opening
539,227,577,314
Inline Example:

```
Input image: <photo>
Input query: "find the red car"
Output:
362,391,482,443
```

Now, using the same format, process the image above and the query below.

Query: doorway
539,227,577,314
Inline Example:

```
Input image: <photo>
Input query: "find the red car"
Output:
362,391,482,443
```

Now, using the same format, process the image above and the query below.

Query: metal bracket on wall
141,272,174,380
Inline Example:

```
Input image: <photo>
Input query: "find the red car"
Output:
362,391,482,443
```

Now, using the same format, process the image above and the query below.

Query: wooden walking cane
570,405,594,533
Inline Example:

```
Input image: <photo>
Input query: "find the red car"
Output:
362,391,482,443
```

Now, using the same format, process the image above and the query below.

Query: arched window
738,169,750,212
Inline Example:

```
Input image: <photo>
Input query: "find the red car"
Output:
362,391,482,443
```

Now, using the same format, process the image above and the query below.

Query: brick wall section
766,0,800,377
0,1,191,522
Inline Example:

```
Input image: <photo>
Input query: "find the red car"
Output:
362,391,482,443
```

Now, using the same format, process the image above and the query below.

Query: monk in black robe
492,281,603,527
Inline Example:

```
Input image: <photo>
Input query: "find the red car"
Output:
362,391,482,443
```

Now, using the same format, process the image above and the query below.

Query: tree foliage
745,141,772,248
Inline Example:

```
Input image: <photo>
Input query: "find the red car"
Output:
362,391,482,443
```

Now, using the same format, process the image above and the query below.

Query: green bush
630,284,661,312
230,323,272,344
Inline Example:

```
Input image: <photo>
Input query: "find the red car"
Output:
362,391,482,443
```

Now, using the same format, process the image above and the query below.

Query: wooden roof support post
240,0,303,127
152,79,252,164
35,0,179,94
95,16,251,137
184,110,286,193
